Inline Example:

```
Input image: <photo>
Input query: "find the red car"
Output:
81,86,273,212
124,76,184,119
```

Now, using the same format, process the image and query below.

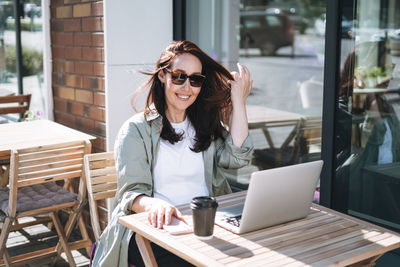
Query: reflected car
240,10,294,56
265,5,309,34
314,13,355,39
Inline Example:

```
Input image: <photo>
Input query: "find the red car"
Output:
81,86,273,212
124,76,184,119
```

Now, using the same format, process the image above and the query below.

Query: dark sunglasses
164,69,206,87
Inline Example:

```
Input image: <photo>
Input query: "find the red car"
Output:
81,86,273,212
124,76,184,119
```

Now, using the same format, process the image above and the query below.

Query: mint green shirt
92,111,253,267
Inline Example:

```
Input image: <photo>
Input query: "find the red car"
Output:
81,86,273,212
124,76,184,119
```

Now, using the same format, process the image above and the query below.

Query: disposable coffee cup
190,196,218,240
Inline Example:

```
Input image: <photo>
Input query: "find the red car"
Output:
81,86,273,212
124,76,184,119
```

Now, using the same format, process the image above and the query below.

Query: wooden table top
246,105,304,128
120,191,400,267
0,88,15,97
0,120,95,160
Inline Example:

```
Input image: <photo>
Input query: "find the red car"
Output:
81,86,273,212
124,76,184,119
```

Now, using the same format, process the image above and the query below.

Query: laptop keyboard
224,215,242,227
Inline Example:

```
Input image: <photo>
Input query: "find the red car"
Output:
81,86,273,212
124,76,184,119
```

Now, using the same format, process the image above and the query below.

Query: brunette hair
142,40,233,152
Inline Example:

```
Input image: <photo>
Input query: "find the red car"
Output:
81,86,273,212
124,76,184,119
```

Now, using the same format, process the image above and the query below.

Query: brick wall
50,0,105,153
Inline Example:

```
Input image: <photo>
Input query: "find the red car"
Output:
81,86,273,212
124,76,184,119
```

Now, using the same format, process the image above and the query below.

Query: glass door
0,0,44,121
334,0,400,232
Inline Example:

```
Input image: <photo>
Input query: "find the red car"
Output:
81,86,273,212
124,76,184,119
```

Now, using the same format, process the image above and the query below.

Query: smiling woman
91,40,254,267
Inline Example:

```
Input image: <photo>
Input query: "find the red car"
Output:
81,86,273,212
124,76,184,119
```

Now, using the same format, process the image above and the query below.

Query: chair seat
0,182,77,218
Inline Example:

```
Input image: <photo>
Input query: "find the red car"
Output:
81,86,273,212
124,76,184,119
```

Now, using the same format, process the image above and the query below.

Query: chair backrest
294,116,322,163
84,152,117,241
8,140,91,217
299,79,323,109
0,94,32,117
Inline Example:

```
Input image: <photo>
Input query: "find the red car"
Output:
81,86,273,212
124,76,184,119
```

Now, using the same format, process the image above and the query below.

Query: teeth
177,94,189,99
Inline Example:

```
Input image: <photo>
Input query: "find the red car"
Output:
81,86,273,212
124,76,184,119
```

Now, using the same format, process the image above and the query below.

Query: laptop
215,160,323,234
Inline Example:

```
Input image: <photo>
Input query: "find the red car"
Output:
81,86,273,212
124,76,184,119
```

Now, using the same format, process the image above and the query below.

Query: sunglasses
164,69,206,87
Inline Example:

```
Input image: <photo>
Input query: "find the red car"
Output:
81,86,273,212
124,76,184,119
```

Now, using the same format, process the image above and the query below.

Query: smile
176,94,190,100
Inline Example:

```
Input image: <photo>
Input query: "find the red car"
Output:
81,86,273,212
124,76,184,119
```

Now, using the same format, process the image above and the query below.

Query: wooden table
246,105,304,148
120,191,400,267
246,105,305,167
0,120,95,186
0,88,15,97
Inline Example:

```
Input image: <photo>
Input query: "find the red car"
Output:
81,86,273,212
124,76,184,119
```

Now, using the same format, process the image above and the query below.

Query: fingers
148,211,157,228
164,206,174,225
157,208,165,229
146,200,181,229
174,208,186,223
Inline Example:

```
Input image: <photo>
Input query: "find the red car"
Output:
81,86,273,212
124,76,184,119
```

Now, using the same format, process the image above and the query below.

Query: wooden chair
294,116,323,163
0,140,92,266
0,94,32,122
83,152,117,241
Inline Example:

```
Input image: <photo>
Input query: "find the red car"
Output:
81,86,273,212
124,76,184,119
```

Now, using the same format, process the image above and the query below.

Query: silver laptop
215,160,323,234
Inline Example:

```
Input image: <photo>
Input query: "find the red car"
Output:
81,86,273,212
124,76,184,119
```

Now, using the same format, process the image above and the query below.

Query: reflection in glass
21,0,44,117
0,1,16,94
336,0,400,231
184,0,326,198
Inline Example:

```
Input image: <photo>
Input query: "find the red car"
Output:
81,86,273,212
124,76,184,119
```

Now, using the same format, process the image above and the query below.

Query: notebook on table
215,160,323,234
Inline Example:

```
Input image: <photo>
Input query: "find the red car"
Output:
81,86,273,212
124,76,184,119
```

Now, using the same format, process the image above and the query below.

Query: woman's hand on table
132,195,185,229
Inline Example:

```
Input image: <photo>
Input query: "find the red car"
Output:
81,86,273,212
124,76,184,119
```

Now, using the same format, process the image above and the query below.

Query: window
0,0,44,120
334,0,400,231
181,0,327,195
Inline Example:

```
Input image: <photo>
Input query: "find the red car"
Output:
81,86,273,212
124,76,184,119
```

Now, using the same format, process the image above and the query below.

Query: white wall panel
104,0,172,151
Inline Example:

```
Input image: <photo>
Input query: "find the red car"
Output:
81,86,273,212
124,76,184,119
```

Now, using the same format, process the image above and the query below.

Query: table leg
0,164,9,188
135,234,158,267
348,254,382,266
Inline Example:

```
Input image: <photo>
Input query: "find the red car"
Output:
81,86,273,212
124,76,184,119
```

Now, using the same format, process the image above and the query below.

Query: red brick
94,92,105,106
91,33,103,47
51,20,64,32
65,75,83,88
73,3,91,18
76,89,93,104
52,47,65,59
53,98,67,113
64,19,81,32
64,0,81,4
67,102,84,116
82,17,103,32
74,33,91,46
75,62,93,75
54,111,76,128
98,78,105,91
82,77,103,90
53,73,64,85
64,61,75,73
82,47,102,61
50,0,64,7
94,121,106,136
88,106,105,121
93,63,104,76
52,33,74,46
56,6,72,18
54,86,75,100
92,136,106,152
53,60,64,72
76,117,95,133
50,7,57,18
92,2,103,16
65,47,82,60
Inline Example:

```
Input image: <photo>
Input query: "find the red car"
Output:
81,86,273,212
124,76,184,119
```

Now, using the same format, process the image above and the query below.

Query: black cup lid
191,196,218,209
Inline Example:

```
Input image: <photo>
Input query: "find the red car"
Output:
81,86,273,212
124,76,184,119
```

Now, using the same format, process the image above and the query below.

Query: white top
153,117,209,206
378,118,393,164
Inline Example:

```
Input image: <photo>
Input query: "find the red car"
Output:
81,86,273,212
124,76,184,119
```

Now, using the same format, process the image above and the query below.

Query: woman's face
158,53,203,121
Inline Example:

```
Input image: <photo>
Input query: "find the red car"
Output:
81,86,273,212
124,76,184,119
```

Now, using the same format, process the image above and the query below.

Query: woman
92,40,254,266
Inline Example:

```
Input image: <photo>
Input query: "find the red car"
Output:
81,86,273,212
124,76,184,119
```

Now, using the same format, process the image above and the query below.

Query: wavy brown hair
142,40,233,152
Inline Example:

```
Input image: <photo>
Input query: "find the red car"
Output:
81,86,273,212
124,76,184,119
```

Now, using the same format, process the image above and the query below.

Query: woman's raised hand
230,63,253,107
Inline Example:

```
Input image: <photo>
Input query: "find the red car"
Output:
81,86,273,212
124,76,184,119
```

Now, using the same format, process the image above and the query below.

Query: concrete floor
5,217,90,267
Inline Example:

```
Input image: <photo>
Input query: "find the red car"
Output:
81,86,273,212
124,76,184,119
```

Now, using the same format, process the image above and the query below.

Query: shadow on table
201,236,254,259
